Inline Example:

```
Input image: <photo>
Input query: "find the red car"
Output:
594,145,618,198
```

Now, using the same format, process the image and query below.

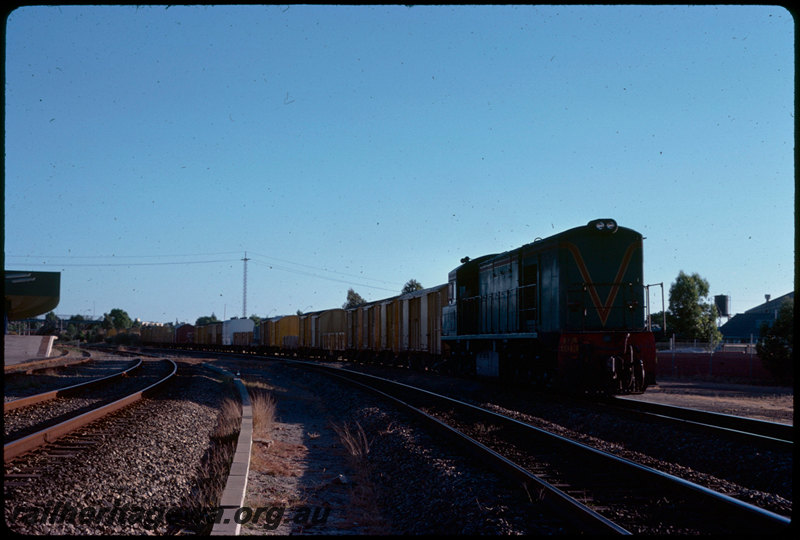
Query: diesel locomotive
441,218,656,393
144,219,657,394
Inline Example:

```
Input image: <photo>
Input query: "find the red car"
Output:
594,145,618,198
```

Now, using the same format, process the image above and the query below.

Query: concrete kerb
203,363,253,536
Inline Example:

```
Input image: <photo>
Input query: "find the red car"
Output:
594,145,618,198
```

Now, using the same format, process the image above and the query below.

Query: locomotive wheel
621,362,634,393
633,357,646,393
624,345,640,393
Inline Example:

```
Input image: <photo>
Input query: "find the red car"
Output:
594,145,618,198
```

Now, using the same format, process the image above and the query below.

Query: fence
655,349,773,382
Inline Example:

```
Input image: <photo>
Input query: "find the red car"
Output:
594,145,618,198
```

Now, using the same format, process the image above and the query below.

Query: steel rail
3,351,93,375
4,359,143,412
287,360,791,534
4,359,177,463
610,396,794,445
281,358,631,535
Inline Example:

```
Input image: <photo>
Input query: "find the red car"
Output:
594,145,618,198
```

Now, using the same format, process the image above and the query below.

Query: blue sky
4,5,794,325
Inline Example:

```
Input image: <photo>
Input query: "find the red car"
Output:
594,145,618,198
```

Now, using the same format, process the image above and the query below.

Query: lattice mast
242,252,250,318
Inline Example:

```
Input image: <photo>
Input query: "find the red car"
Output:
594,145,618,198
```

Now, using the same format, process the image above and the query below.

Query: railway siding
4,362,236,535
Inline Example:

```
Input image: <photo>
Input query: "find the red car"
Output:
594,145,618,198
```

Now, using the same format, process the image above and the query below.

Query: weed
331,421,370,458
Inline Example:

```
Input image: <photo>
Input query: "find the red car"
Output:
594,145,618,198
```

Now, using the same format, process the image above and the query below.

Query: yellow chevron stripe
563,240,640,326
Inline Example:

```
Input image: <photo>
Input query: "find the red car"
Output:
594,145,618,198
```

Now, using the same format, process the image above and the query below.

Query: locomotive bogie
557,330,655,394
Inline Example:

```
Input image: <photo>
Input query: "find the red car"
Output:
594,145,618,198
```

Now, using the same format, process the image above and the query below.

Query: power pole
242,252,250,318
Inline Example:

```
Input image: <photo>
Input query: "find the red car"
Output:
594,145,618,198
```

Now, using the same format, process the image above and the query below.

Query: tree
107,308,133,330
38,311,60,335
667,271,722,347
757,298,793,383
196,313,220,326
343,288,366,309
68,314,89,342
249,314,262,326
402,279,424,294
65,323,78,341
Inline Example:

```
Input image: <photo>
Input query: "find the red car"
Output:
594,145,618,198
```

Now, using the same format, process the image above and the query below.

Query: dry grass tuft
250,389,276,438
331,421,370,458
330,421,389,533
250,440,307,477
211,397,242,440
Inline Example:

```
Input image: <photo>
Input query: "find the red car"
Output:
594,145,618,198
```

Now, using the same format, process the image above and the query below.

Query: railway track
3,348,94,376
4,358,177,463
609,396,793,446
4,358,142,411
5,361,236,535
284,359,790,535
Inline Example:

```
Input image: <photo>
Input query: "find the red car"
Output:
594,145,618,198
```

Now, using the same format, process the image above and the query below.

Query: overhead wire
3,259,238,267
247,250,405,287
5,251,242,259
249,259,399,293
6,250,404,292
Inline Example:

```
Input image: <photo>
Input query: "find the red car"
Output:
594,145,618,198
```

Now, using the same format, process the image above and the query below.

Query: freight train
143,219,657,394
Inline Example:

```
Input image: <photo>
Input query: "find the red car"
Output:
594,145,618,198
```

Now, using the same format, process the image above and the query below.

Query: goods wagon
175,324,195,344
223,318,255,346
233,331,254,347
299,308,346,358
140,324,174,344
264,315,299,351
196,322,223,346
341,283,447,368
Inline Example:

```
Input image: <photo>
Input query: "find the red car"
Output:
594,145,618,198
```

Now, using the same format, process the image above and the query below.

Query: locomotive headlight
589,219,618,232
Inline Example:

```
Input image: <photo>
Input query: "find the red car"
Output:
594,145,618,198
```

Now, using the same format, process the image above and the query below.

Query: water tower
714,295,730,328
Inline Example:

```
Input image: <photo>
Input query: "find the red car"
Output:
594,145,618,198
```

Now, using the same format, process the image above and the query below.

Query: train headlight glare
589,218,618,232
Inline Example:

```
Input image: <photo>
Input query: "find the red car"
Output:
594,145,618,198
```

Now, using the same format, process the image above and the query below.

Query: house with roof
719,292,794,343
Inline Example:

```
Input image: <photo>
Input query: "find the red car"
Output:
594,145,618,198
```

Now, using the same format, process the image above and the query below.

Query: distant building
719,292,793,343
